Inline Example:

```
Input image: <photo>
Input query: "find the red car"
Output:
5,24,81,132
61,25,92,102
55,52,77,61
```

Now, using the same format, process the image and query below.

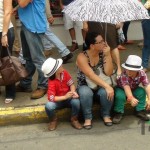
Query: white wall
16,18,143,46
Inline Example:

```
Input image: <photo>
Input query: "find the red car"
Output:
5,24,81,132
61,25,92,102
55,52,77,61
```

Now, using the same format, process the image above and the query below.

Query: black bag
0,47,28,86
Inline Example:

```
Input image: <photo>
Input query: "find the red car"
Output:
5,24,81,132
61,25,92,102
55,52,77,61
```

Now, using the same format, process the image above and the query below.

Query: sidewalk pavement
0,41,149,126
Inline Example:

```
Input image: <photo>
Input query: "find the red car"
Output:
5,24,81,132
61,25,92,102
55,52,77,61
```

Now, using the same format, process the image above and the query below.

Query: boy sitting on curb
113,55,150,124
41,57,82,131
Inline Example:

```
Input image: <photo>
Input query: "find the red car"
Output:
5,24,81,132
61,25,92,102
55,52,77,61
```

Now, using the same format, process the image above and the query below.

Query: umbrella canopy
63,0,150,24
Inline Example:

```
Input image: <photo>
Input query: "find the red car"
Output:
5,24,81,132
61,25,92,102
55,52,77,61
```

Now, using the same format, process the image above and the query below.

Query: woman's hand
103,43,111,56
1,35,8,47
105,85,114,101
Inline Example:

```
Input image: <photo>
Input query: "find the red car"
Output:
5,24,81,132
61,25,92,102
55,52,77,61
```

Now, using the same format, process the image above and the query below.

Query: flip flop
5,98,13,104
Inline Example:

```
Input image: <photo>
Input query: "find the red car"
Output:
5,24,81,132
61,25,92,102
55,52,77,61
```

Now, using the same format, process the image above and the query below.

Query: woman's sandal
5,98,13,104
103,117,113,126
83,124,92,130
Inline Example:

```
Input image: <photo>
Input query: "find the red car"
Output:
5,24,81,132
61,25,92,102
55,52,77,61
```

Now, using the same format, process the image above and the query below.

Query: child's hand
72,91,79,99
146,100,150,110
65,92,74,99
130,98,139,107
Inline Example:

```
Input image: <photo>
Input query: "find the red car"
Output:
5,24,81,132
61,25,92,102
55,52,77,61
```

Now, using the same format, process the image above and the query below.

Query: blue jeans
45,98,80,119
78,85,113,120
19,24,47,89
41,22,70,57
0,27,15,99
142,19,150,69
42,35,53,50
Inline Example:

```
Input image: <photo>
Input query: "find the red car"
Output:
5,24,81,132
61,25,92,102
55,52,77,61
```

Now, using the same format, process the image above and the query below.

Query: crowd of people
0,0,150,131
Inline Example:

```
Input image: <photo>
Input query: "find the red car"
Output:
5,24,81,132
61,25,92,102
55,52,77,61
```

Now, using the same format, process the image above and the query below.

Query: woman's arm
102,43,114,76
17,0,32,8
1,0,12,46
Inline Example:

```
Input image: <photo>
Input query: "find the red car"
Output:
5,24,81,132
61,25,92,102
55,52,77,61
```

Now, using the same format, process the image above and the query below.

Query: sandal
5,98,13,104
83,124,92,130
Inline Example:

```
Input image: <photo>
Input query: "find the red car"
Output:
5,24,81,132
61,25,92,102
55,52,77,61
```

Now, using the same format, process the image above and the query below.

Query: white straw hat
41,57,63,77
122,55,143,71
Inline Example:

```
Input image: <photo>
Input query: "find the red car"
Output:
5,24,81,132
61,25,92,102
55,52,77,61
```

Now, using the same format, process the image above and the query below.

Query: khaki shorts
63,13,83,30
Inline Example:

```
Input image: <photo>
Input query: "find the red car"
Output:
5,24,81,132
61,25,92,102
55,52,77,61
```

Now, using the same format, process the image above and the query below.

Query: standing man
59,0,87,51
16,0,47,99
141,0,150,72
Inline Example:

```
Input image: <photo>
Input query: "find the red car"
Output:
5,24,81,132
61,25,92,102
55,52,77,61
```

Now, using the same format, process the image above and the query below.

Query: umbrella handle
105,23,107,42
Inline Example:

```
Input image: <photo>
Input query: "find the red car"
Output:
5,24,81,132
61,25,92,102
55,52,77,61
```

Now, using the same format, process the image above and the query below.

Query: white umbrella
63,0,150,24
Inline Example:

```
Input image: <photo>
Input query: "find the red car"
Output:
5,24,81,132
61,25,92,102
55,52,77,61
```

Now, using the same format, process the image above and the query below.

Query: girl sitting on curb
41,57,82,131
113,55,150,124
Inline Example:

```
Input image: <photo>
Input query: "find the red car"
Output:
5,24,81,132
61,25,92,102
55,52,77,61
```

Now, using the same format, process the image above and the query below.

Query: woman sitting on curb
41,57,82,131
113,55,150,124
76,32,114,129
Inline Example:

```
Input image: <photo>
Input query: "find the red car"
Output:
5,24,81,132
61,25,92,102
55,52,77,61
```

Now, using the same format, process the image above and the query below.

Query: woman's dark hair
49,73,56,80
85,32,101,49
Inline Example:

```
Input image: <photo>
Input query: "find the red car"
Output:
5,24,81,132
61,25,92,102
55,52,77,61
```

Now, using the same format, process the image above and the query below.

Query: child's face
125,69,138,78
56,65,64,74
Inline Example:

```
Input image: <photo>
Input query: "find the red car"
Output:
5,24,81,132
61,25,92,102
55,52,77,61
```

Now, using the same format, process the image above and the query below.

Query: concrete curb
0,103,134,126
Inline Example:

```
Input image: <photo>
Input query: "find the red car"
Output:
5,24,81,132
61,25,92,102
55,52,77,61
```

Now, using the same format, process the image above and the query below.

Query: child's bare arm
70,84,79,98
54,92,74,101
124,85,139,106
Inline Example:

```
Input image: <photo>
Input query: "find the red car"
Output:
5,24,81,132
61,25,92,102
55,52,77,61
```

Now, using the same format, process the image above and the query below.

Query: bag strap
0,46,11,58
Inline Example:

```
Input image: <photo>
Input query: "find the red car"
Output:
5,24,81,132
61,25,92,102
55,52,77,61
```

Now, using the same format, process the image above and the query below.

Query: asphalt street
0,116,150,150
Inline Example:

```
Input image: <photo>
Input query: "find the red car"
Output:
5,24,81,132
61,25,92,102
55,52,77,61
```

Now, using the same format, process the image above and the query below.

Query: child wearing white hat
41,57,82,131
113,55,150,124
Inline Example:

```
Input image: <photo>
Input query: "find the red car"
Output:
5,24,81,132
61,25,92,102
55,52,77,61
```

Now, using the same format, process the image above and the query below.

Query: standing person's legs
142,19,150,71
122,21,130,43
1,27,16,102
17,25,47,99
111,48,122,76
42,36,53,57
78,85,93,129
96,87,113,126
63,13,79,52
43,22,73,64
43,22,70,57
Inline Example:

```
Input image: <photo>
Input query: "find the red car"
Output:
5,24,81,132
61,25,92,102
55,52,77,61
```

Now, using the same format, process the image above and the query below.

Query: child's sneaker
135,110,149,121
113,112,123,124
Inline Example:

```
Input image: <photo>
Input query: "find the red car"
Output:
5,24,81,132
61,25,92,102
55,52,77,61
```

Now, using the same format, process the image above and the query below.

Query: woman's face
93,35,106,51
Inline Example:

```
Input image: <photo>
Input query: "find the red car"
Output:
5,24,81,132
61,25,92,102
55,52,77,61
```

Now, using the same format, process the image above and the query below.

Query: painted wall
16,18,143,46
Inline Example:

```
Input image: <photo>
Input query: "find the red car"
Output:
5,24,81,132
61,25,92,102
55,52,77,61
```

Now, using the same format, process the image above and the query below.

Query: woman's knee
97,88,107,97
78,85,93,98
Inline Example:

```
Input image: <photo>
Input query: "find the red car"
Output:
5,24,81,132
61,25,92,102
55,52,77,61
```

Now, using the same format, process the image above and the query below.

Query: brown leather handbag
0,47,28,86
